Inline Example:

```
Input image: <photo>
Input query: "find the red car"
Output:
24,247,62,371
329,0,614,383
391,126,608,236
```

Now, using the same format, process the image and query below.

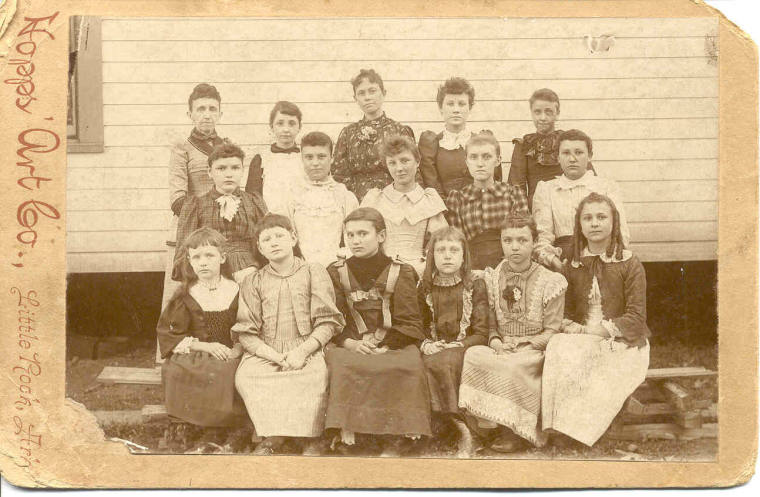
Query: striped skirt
458,345,547,446
542,334,650,446
235,351,328,437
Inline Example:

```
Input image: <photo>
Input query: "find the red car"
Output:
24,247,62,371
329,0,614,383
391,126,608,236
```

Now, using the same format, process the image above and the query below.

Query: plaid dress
445,182,529,269
173,188,267,280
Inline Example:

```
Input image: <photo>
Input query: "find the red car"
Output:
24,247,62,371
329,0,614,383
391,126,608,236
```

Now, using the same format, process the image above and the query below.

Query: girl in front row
417,227,489,456
158,227,249,439
542,193,650,447
233,214,345,455
325,207,431,457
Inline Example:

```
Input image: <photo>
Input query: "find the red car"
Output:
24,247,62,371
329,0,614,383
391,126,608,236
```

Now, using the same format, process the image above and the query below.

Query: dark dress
508,130,563,209
173,187,267,280
417,275,489,414
325,252,432,436
157,291,248,427
331,113,416,201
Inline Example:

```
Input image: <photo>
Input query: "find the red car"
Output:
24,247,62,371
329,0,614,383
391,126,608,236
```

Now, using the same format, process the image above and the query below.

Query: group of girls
156,72,649,456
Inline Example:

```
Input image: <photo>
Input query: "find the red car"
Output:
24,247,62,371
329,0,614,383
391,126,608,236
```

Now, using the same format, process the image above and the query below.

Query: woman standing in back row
331,69,416,201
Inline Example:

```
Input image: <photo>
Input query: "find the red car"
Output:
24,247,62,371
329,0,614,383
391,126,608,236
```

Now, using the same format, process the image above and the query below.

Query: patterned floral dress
458,261,566,446
331,113,415,201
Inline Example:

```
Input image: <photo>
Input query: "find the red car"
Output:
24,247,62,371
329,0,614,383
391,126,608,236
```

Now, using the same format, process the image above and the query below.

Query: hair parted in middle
173,227,233,300
380,134,421,163
570,192,626,265
529,88,560,112
501,208,539,242
187,83,221,111
465,129,501,157
207,139,245,168
253,213,304,267
558,129,594,157
436,77,475,108
301,131,334,155
421,226,473,294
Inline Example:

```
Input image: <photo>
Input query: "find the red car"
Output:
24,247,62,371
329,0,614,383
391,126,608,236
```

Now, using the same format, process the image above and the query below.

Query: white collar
440,126,471,150
382,183,424,204
571,246,633,267
555,172,596,190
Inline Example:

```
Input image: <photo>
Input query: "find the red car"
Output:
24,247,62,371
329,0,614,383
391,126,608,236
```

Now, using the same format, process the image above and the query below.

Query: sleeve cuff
601,319,622,338
173,336,198,354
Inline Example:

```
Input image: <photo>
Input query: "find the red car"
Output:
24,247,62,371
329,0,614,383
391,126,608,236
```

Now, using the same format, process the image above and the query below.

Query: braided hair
570,192,625,265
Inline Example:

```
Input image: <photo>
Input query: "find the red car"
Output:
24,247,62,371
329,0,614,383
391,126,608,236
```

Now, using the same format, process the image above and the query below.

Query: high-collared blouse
232,257,345,355
508,130,564,208
331,113,416,201
445,182,529,240
532,173,631,267
287,177,359,268
484,260,567,350
562,248,650,347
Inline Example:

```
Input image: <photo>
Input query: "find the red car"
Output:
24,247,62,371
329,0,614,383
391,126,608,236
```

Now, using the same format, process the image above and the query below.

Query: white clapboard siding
67,17,719,273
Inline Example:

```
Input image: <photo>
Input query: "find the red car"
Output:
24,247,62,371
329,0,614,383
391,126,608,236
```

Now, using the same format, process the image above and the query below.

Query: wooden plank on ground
645,367,717,380
659,381,695,411
91,409,144,426
142,404,168,423
97,366,162,385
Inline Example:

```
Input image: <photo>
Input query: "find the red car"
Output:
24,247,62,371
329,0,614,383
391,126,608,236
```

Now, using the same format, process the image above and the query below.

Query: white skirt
541,333,650,446
235,351,328,437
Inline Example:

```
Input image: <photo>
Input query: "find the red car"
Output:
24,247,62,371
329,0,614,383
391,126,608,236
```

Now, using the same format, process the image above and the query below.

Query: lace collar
570,247,633,267
433,273,462,287
440,126,471,150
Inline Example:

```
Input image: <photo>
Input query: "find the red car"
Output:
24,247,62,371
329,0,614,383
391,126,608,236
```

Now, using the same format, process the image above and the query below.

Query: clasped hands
192,341,243,361
344,328,390,355
489,338,534,355
421,340,464,355
256,344,309,371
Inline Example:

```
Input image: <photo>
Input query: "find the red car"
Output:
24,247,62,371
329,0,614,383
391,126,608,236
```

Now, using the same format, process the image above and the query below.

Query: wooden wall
66,17,719,273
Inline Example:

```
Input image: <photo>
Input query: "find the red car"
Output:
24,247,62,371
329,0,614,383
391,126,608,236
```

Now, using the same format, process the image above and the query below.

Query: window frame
67,16,104,153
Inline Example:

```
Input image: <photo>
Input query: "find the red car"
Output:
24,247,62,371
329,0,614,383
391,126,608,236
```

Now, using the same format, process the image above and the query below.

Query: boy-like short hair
351,69,386,95
188,83,221,111
558,129,593,157
529,88,560,112
380,135,420,163
269,101,303,127
465,130,501,157
207,140,245,167
436,77,475,108
301,131,333,155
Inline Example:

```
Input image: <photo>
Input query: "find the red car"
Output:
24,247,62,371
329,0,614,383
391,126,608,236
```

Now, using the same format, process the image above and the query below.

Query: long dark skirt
162,351,248,427
325,344,432,436
423,346,467,415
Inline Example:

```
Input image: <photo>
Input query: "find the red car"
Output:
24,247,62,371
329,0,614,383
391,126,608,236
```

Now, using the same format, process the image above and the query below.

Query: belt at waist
469,229,501,245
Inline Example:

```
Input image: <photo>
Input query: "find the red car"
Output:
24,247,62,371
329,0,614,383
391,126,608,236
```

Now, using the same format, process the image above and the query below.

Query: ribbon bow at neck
215,194,242,222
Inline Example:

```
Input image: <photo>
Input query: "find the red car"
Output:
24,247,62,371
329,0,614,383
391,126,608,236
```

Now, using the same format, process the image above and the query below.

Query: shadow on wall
64,262,717,358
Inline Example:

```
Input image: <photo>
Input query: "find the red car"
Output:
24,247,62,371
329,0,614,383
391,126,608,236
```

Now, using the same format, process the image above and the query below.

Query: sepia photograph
62,14,721,462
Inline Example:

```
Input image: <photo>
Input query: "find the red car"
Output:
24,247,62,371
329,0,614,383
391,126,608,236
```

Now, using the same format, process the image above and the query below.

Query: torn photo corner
0,0,756,489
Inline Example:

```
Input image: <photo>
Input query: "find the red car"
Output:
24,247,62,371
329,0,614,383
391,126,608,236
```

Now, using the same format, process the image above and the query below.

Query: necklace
198,275,222,292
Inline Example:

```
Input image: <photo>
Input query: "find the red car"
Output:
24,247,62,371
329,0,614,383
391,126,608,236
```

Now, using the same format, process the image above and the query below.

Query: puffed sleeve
381,264,426,349
507,138,528,199
331,126,352,190
527,272,567,350
606,178,631,248
245,154,263,195
444,190,464,230
172,195,202,280
611,255,650,347
230,271,266,354
461,277,489,348
307,263,346,347
156,296,192,359
532,181,561,267
168,140,190,208
418,131,443,197
359,188,382,209
509,183,529,216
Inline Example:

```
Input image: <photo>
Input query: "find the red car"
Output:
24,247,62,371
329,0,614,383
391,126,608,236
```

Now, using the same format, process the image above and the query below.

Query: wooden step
97,366,161,385
142,404,168,423
645,367,716,380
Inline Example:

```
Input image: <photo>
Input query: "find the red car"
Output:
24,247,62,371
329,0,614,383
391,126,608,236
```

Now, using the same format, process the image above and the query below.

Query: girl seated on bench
542,192,650,446
233,214,345,455
157,227,249,435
